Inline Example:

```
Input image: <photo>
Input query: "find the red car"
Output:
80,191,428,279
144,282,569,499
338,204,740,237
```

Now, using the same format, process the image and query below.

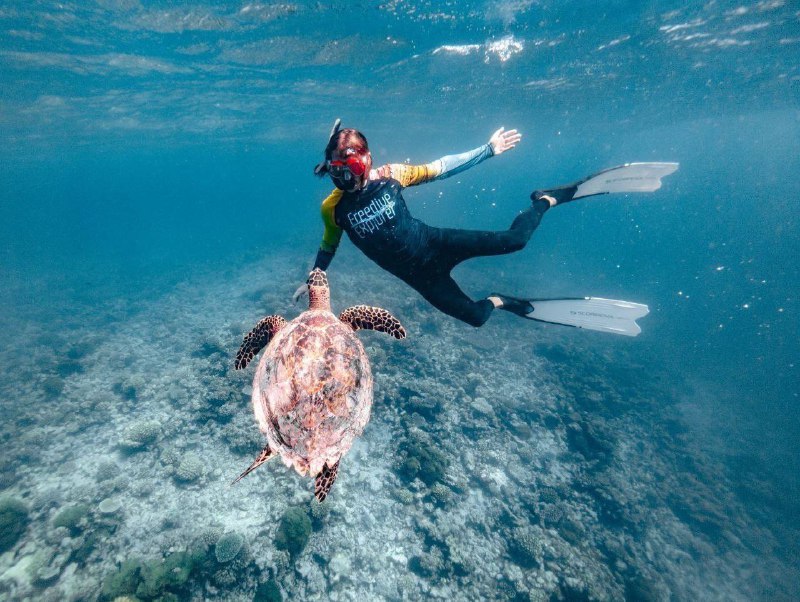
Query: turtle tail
231,444,274,485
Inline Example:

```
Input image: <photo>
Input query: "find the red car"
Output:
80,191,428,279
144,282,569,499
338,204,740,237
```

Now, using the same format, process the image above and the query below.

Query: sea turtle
233,268,406,502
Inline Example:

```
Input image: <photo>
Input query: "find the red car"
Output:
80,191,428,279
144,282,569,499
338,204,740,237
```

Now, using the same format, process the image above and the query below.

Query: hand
292,283,308,304
489,127,521,155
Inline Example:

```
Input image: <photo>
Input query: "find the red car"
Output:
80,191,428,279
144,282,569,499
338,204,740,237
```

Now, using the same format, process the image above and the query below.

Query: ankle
531,191,556,211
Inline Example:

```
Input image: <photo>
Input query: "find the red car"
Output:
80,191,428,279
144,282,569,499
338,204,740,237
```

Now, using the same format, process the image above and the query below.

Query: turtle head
307,268,331,311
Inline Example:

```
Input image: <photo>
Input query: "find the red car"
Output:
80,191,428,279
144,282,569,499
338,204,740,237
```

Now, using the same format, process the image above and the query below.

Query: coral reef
42,375,65,398
99,560,143,600
214,532,244,563
0,497,28,553
307,498,329,527
194,526,223,553
254,578,283,602
119,421,161,452
26,547,68,586
507,526,543,568
429,483,454,507
395,427,449,486
98,498,123,516
96,461,120,482
408,546,445,578
0,254,794,601
102,551,198,601
539,503,564,526
274,506,312,557
271,549,291,575
395,488,414,505
52,503,90,535
173,454,204,484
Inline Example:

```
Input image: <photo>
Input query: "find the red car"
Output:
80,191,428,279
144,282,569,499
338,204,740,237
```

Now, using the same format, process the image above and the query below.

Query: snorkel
313,118,342,177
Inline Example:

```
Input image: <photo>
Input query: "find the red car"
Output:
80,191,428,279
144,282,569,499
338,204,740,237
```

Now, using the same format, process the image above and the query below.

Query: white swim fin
526,297,650,336
532,162,679,204
493,294,650,336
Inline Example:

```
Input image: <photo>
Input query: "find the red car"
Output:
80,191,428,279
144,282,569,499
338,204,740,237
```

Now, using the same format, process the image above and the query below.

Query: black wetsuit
315,177,548,326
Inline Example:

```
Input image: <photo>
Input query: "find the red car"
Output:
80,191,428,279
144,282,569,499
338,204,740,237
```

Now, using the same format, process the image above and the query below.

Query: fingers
491,127,522,155
501,128,522,146
292,284,308,303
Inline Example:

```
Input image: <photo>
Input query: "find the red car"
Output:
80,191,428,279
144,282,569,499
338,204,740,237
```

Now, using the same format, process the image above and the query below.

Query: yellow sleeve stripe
320,189,344,253
380,163,442,187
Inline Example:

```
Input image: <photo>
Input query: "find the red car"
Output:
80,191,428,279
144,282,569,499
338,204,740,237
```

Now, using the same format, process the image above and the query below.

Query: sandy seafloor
0,250,796,602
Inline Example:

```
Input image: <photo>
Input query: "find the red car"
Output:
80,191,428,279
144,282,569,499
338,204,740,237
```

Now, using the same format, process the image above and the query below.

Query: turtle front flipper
231,444,274,485
314,460,340,503
339,306,406,340
235,315,287,369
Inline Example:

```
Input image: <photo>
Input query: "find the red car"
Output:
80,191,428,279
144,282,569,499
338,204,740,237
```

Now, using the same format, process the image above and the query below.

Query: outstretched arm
294,189,343,303
433,127,521,181
376,127,522,187
314,189,343,271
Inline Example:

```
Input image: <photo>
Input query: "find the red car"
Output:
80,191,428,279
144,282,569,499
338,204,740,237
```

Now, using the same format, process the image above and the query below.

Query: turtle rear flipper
339,306,406,339
314,460,340,503
235,315,287,369
231,444,274,485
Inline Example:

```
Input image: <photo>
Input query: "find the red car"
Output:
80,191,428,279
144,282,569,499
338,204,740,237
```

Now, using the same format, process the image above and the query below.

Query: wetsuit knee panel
505,232,528,252
414,281,494,327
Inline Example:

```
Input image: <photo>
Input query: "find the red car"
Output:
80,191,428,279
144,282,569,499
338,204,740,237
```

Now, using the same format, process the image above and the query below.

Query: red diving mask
327,154,368,178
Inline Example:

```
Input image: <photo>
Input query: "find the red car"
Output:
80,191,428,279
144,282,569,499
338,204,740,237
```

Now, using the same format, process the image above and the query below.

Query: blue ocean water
1,1,798,600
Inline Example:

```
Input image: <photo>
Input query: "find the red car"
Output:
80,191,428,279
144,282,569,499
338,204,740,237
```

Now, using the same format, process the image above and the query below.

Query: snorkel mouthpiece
332,169,357,192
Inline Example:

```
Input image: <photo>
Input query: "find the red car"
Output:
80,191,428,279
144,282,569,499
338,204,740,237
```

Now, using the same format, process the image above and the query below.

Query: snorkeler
294,119,677,335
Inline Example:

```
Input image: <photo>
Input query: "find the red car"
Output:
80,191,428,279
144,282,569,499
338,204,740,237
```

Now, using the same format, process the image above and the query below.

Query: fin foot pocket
491,293,534,318
531,186,578,206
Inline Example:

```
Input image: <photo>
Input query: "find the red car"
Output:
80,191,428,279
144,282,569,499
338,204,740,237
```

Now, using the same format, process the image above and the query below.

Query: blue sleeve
432,143,494,181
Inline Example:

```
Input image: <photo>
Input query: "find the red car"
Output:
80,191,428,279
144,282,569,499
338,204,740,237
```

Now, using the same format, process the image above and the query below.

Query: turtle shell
251,309,373,477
